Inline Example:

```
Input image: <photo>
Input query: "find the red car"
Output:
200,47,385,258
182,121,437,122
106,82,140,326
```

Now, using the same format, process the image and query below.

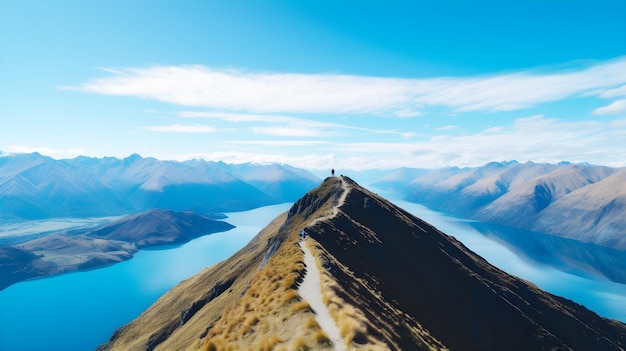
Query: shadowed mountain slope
380,161,624,249
99,177,626,351
0,153,320,221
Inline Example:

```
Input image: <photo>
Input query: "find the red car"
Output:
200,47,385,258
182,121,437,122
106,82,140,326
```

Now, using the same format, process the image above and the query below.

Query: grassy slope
98,213,287,351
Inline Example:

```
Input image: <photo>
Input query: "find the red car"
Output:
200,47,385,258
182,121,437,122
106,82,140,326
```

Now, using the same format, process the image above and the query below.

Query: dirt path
311,177,350,227
298,240,346,351
297,176,350,350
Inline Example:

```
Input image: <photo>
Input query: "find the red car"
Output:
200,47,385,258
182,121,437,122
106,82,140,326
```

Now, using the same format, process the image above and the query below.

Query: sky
1,0,626,170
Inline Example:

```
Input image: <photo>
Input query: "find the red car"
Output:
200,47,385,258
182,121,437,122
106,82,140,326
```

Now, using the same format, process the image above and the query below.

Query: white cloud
180,111,411,137
141,124,215,133
436,125,457,131
136,115,626,170
228,140,332,146
251,126,330,137
599,84,626,98
327,115,626,168
180,111,299,123
73,57,626,116
593,99,626,115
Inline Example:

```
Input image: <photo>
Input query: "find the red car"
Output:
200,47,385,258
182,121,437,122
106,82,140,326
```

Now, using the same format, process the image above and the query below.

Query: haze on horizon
1,0,625,170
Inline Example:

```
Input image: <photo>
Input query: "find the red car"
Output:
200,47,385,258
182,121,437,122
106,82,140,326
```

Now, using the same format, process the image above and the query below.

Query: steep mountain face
0,153,320,221
99,177,626,351
0,153,132,220
531,169,626,249
377,161,624,249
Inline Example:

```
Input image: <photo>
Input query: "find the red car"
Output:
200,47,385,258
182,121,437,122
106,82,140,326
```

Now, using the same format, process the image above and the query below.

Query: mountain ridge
99,176,626,351
0,153,320,221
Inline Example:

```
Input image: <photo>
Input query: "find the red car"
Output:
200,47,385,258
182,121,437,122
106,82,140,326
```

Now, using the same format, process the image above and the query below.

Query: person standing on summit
331,169,335,176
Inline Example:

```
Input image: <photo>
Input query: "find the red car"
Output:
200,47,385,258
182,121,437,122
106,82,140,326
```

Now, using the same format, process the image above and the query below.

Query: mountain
531,168,626,249
0,153,320,221
1,209,234,290
222,162,321,203
374,161,625,249
0,153,132,220
99,177,626,351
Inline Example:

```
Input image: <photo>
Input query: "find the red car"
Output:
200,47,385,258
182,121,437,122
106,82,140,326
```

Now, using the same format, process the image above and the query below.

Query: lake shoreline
0,209,235,291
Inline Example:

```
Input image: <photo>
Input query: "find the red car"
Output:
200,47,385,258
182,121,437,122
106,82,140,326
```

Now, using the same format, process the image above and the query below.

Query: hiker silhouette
331,169,335,176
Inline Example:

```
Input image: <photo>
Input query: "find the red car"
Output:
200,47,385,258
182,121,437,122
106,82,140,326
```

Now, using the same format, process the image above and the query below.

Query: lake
1,198,625,350
0,204,291,351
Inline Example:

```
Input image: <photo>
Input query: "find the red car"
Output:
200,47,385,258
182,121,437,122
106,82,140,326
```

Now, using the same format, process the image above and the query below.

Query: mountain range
98,177,626,351
374,161,626,250
0,153,320,221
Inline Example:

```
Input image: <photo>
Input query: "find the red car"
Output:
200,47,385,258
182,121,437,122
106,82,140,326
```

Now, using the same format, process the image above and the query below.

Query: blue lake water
0,204,291,351
1,198,626,351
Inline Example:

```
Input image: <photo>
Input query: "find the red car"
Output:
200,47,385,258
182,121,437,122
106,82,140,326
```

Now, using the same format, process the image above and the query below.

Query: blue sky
1,0,626,170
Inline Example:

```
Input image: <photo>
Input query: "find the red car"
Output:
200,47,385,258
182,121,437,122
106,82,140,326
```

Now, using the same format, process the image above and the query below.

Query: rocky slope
99,177,626,351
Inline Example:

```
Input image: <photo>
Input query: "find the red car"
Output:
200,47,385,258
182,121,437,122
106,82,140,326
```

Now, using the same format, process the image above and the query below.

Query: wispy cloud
251,126,330,137
593,99,626,115
598,84,626,99
329,115,626,168
149,115,626,170
436,125,457,131
180,111,411,137
72,58,626,116
227,140,332,146
141,124,215,133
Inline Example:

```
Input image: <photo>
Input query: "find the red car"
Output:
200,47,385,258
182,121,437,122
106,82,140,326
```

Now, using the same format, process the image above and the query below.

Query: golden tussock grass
313,328,331,346
200,179,369,350
290,336,311,351
290,299,312,313
201,222,332,351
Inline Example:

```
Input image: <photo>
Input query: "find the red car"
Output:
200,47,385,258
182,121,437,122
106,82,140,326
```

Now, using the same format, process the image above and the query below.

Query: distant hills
0,153,320,221
0,209,234,290
99,177,626,350
374,161,626,250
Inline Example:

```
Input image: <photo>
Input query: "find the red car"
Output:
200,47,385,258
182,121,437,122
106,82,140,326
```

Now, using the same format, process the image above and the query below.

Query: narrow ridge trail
310,177,350,227
297,177,349,350
298,241,347,351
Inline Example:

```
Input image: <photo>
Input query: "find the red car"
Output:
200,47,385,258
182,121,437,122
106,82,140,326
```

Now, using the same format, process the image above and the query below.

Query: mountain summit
99,176,626,351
